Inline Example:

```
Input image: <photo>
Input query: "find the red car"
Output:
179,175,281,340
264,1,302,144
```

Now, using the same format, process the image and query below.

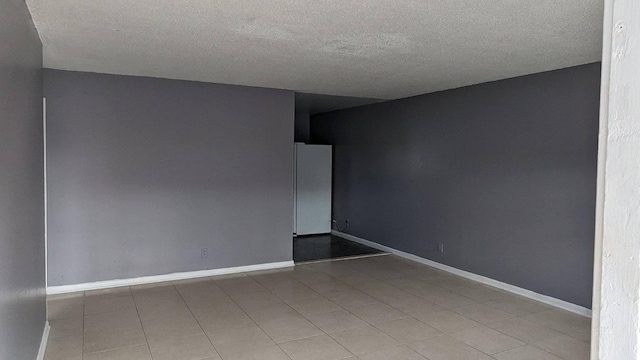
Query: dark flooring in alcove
293,233,386,263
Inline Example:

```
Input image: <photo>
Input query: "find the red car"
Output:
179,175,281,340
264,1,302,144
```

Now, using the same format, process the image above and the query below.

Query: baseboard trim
47,260,295,295
332,230,592,318
36,321,50,360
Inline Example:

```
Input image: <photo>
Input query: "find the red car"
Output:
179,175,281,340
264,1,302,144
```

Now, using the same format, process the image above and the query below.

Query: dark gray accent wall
0,0,46,358
311,63,600,308
45,70,294,286
295,112,310,143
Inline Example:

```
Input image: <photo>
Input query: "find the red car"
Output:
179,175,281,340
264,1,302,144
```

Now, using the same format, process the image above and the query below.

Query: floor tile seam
213,280,299,360
173,284,224,360
129,286,157,360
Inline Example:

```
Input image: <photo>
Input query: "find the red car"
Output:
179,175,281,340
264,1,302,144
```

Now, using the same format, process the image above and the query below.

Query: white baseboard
332,230,592,318
36,321,50,360
47,260,294,295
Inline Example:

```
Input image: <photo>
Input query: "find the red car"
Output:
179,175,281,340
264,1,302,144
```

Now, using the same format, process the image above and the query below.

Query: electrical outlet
201,248,208,258
438,243,444,253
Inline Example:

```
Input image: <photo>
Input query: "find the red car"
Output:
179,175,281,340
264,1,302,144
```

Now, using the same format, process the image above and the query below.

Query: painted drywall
44,70,294,286
0,0,46,358
312,63,600,308
593,1,640,357
295,112,310,143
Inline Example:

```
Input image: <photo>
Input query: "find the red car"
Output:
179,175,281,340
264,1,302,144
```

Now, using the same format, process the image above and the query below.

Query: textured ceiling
27,0,603,100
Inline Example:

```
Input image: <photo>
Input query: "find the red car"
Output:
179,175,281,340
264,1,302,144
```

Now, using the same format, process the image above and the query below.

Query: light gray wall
0,0,46,358
45,70,294,286
311,63,600,308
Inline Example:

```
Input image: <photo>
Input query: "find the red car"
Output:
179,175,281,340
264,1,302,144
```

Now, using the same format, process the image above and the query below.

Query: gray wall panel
311,63,600,308
45,70,294,286
0,0,46,358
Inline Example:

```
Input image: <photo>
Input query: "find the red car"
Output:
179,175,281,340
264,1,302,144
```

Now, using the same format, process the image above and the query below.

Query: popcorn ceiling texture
27,0,603,99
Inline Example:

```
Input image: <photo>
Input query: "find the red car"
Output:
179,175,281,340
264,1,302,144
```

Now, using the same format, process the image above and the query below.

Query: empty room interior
3,0,640,359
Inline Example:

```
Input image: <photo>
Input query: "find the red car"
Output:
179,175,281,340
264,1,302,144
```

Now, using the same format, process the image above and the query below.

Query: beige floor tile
451,303,515,325
149,334,219,360
44,335,82,360
189,301,245,318
270,283,319,301
306,279,354,294
138,303,194,323
252,275,302,291
336,274,379,289
534,334,590,360
49,317,83,340
183,297,235,311
219,280,267,297
83,344,152,360
83,326,147,354
233,291,282,310
447,285,503,302
47,297,84,320
488,318,563,344
133,291,185,309
347,301,407,324
407,334,492,360
451,325,524,354
375,317,442,343
207,325,274,357
305,309,368,333
393,297,446,316
330,325,399,355
413,289,477,309
44,256,595,360
567,327,592,342
523,310,591,334
220,344,290,360
356,346,426,360
47,292,85,301
288,296,343,316
84,308,141,334
244,302,300,324
493,345,563,360
130,282,177,296
85,286,131,299
85,295,136,315
259,316,323,343
483,296,549,316
183,295,235,311
142,314,203,341
415,310,482,334
280,334,352,360
195,310,255,333
324,290,377,308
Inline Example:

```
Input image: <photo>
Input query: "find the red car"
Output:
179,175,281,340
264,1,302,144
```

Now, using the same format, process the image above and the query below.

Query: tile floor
45,255,591,360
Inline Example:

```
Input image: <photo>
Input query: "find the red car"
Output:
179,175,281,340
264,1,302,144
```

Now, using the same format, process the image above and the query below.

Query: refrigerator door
295,144,332,235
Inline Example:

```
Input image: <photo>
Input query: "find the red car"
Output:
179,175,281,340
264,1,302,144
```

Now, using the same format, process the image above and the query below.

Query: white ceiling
27,0,603,100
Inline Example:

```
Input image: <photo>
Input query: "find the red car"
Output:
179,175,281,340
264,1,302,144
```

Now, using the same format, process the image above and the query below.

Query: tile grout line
130,285,158,360
246,269,372,359
172,281,224,360
49,255,588,360
213,276,296,360
304,258,581,358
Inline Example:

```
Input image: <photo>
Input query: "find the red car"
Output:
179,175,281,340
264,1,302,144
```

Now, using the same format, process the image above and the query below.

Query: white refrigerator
294,143,332,236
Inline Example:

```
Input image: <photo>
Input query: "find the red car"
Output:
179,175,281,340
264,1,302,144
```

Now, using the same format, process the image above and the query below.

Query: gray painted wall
311,63,600,308
45,70,294,286
295,112,310,143
0,0,46,358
